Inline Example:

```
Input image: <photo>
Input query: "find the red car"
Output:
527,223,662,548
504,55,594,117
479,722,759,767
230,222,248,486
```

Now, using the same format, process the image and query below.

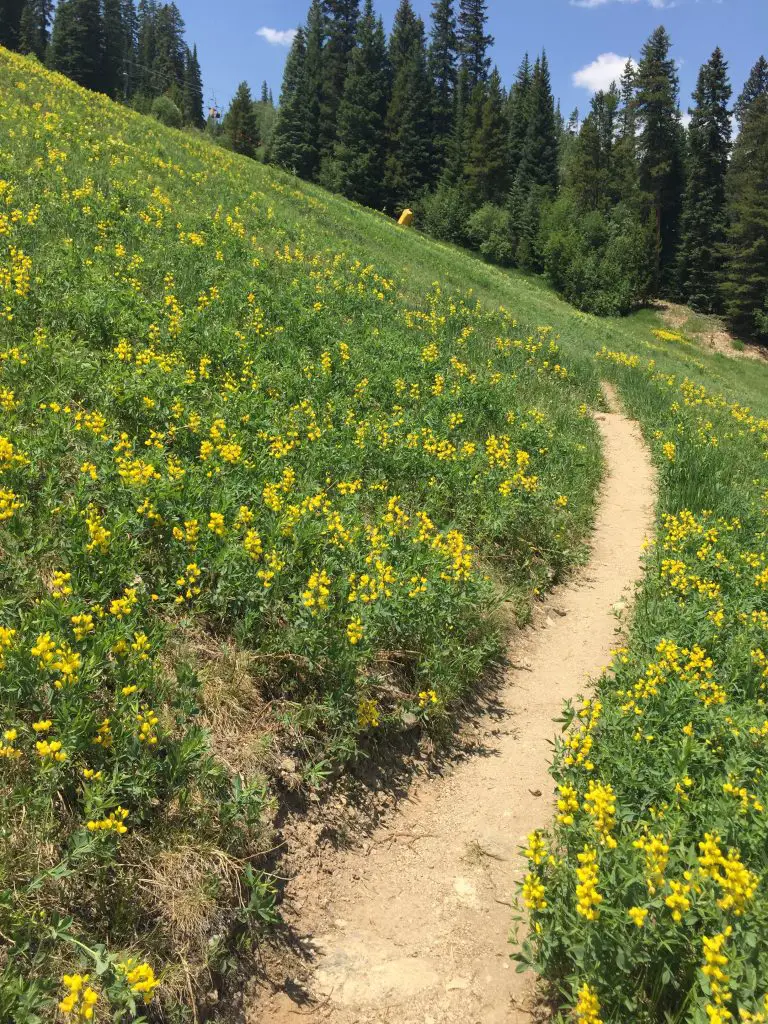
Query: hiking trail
245,383,656,1024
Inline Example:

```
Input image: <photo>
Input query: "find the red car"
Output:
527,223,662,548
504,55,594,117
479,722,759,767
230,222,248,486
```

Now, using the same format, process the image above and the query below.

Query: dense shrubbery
543,200,654,316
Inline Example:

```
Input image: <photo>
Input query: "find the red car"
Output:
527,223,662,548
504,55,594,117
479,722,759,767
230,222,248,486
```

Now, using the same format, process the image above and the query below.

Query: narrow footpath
246,384,656,1024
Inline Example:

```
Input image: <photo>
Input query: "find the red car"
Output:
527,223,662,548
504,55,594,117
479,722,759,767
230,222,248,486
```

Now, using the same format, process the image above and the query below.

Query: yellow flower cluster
118,959,159,1003
87,806,129,834
575,846,602,921
58,974,99,1020
583,780,617,848
574,982,603,1024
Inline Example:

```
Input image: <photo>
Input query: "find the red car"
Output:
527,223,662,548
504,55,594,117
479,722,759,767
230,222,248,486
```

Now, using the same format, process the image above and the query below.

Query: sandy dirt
654,300,768,363
244,384,656,1024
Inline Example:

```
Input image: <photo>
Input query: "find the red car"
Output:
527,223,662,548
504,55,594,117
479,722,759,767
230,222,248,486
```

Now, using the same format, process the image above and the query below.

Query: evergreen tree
182,44,204,127
457,0,492,89
0,0,25,49
18,0,52,58
613,58,640,203
440,64,468,187
49,0,104,92
463,68,507,206
634,25,685,293
565,86,620,213
272,27,317,176
506,53,531,181
511,52,558,270
677,48,731,311
427,0,458,180
330,0,389,208
102,0,125,98
515,52,558,192
721,95,768,340
734,55,768,127
254,83,278,160
302,0,325,179
459,77,484,198
121,0,139,98
320,0,359,158
153,2,186,93
383,0,432,209
136,0,158,96
225,80,258,157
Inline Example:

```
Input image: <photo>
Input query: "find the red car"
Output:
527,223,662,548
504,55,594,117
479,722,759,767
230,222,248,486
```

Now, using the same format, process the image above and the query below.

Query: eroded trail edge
246,385,656,1024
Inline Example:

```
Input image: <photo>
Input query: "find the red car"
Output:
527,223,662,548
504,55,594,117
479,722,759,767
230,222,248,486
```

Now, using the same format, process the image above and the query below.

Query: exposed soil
654,300,768,362
243,384,656,1024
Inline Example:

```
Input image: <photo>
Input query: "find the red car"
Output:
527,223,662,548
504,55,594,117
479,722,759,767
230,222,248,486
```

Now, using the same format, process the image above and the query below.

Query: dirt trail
246,385,656,1024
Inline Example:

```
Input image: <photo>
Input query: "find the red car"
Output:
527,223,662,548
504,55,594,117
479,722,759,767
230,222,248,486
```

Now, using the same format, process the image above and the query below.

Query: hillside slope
5,46,768,1024
0,48,605,1019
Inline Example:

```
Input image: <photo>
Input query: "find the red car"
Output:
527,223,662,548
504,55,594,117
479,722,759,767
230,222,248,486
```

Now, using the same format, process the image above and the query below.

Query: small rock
446,977,470,992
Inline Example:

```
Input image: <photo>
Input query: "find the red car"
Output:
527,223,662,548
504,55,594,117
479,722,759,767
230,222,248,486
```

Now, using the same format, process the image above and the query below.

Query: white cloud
256,27,297,46
573,53,637,93
681,111,692,128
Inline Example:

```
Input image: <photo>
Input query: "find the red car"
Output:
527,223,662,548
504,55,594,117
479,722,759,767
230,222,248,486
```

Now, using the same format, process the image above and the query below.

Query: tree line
253,0,766,339
1,0,766,339
0,0,204,128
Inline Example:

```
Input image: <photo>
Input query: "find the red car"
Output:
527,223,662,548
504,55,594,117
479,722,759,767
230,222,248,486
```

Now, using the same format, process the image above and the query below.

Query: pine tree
153,2,186,94
136,0,158,96
634,26,685,294
721,94,768,340
511,52,558,270
320,0,359,158
0,0,25,49
457,0,492,89
515,52,557,192
303,0,325,179
49,0,104,92
254,81,278,160
612,58,640,204
182,44,204,127
460,77,485,200
102,0,125,98
463,68,507,206
330,0,389,208
383,0,432,210
121,0,139,97
441,65,468,187
565,86,620,213
734,55,768,127
225,81,259,157
427,0,458,180
506,53,531,181
677,48,731,312
18,0,52,58
272,28,318,176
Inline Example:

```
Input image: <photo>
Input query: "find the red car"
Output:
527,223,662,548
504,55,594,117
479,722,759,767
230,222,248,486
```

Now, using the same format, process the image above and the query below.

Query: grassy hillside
0,48,606,1020
4,46,768,1024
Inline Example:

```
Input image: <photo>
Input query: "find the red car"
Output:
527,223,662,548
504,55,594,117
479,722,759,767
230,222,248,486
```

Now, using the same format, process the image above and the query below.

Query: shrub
151,94,183,129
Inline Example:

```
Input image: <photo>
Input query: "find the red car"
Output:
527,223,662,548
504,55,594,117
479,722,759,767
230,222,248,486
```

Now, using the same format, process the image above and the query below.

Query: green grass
0,49,604,1020
4,44,768,1024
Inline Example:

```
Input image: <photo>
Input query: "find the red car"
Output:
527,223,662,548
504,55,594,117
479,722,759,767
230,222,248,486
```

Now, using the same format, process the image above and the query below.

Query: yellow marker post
397,208,414,227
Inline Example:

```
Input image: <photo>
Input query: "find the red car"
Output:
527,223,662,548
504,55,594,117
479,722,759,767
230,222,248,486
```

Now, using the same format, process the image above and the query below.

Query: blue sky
180,0,767,120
